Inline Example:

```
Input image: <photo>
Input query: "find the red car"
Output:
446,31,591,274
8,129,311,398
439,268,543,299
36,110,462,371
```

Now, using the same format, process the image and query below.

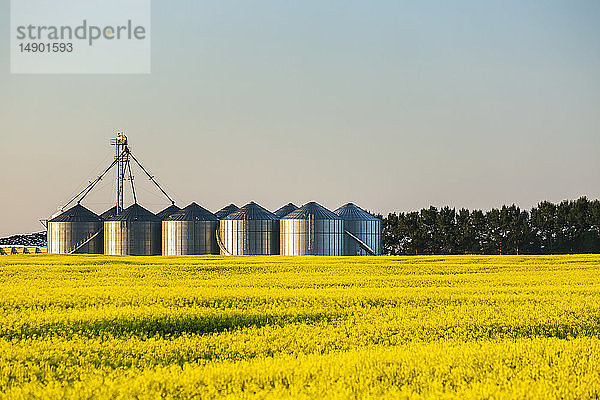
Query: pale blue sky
1,0,599,235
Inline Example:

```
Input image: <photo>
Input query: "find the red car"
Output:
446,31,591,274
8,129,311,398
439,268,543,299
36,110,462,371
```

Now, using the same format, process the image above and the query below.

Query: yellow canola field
0,254,599,399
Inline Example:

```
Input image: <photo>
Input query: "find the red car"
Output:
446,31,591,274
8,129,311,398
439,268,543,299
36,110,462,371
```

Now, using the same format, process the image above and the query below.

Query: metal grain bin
273,203,298,218
214,204,239,219
334,203,381,256
104,203,161,255
162,202,218,255
156,204,181,220
280,202,344,256
219,202,279,255
47,204,103,254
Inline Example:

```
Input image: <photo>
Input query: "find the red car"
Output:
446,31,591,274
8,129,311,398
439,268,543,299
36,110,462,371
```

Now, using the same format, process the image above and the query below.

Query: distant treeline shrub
379,197,600,255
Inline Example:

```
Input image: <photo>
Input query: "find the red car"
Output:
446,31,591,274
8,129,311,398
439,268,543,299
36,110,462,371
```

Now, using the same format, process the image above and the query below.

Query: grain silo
162,202,219,255
47,204,104,254
273,203,298,218
334,203,381,256
280,202,344,256
215,204,239,219
104,203,161,255
156,204,181,220
219,202,279,255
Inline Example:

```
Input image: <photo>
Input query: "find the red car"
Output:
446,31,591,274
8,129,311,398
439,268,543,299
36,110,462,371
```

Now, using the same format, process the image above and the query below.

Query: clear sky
1,0,599,236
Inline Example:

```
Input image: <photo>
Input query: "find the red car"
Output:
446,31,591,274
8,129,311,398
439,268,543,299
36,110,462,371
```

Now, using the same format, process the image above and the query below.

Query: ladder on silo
68,228,103,254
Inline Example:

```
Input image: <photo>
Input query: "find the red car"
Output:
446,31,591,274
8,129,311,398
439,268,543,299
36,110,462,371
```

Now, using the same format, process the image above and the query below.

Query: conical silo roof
334,203,380,221
156,204,181,220
167,202,218,221
215,204,239,219
100,206,118,220
224,202,278,220
105,203,160,222
49,204,102,223
283,201,341,220
273,203,298,218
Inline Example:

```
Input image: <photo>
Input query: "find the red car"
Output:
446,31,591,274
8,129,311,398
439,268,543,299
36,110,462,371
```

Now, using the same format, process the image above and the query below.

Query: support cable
60,154,121,211
126,154,137,204
127,149,175,205
56,141,174,215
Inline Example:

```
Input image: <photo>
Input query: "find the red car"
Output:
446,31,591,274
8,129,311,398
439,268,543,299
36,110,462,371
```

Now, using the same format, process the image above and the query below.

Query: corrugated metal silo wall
162,221,218,255
280,219,344,256
342,219,381,256
47,221,103,254
104,221,161,255
219,220,279,255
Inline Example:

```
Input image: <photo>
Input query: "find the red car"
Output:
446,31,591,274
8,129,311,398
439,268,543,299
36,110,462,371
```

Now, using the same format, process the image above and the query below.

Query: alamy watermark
11,0,151,74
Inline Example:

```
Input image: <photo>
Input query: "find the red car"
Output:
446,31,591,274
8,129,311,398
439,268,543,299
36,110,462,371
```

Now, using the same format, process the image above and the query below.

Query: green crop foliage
0,254,599,399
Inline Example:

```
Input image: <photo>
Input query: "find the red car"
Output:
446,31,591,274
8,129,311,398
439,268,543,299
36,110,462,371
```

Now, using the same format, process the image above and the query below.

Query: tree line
379,197,600,255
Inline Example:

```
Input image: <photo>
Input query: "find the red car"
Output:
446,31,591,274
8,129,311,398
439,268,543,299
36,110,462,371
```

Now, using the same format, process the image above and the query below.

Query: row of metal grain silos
48,201,380,256
47,203,180,255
